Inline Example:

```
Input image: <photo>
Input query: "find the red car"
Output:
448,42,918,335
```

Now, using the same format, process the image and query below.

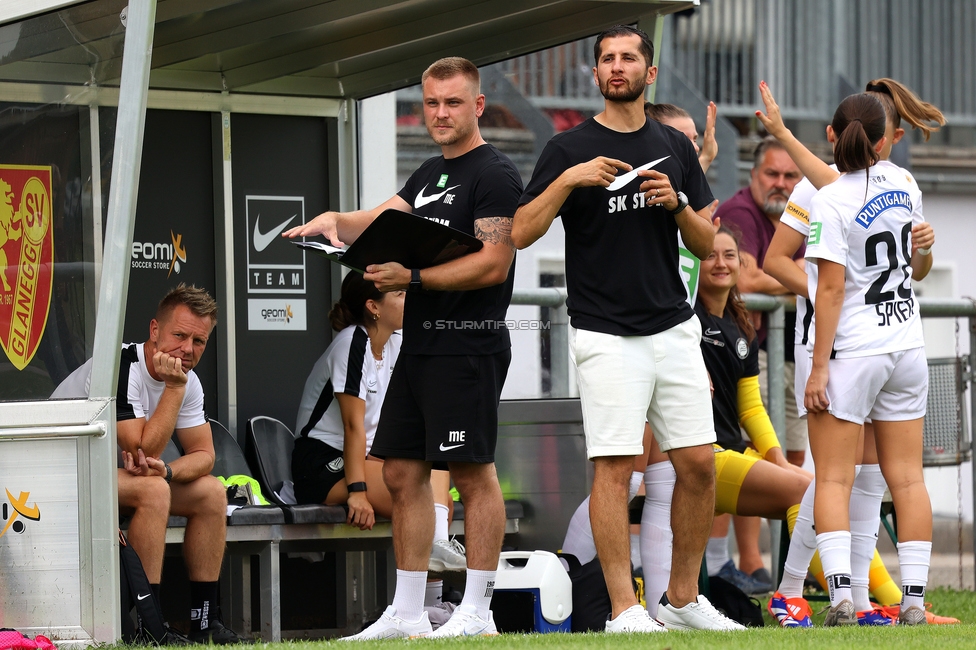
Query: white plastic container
493,550,572,632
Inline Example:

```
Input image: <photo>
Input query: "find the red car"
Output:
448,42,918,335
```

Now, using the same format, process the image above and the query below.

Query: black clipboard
292,209,483,273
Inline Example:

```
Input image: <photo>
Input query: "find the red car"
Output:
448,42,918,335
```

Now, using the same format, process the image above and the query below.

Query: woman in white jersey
801,93,931,626
292,272,465,574
759,80,950,626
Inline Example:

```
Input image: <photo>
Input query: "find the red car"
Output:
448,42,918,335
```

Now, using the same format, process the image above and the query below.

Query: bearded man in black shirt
514,25,742,632
286,57,521,638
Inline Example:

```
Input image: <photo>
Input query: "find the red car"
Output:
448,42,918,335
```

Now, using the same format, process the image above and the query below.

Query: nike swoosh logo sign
253,214,298,252
439,443,464,451
137,593,151,601
414,184,460,209
705,328,721,336
606,156,671,191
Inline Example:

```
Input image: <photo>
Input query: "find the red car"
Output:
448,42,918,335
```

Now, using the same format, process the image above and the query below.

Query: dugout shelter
0,0,699,643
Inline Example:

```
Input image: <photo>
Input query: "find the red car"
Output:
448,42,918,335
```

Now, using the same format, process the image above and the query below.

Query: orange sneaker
878,603,961,625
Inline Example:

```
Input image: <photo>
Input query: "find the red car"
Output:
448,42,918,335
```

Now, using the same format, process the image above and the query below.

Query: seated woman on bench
292,271,465,576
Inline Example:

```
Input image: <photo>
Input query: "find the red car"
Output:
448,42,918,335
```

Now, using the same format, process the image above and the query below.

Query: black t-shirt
520,118,714,336
695,300,759,453
397,143,523,355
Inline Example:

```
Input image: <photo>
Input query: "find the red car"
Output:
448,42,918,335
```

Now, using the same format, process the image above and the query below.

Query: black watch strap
669,191,689,215
347,481,367,493
409,268,423,292
164,463,173,484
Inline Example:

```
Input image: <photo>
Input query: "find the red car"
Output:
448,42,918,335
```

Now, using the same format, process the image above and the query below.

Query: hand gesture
755,81,790,140
804,364,830,413
153,351,187,389
638,170,679,211
282,211,344,247
700,101,718,165
122,448,167,479
346,491,375,530
912,222,935,253
701,200,720,226
562,156,631,189
364,262,410,292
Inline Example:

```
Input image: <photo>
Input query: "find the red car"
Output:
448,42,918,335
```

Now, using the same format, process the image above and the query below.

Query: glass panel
0,0,126,400
0,101,93,400
0,0,127,88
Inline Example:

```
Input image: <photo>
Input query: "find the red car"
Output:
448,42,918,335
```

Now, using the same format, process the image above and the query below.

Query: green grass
141,588,976,650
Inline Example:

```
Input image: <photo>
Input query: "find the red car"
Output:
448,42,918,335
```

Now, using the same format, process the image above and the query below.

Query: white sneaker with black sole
657,594,746,631
339,606,432,640
428,538,467,572
425,603,498,637
604,604,667,633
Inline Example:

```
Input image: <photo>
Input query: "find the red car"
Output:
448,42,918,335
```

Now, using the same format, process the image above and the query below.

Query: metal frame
512,288,976,586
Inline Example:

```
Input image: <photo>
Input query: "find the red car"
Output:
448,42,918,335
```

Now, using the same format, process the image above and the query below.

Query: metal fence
494,0,976,127
512,288,976,582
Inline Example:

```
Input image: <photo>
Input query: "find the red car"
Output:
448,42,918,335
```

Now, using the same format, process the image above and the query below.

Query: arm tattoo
474,217,515,250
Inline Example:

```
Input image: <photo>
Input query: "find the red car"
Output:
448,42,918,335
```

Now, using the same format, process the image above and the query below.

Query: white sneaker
657,595,746,631
428,538,467,572
339,606,432,640
425,603,498,637
604,604,667,633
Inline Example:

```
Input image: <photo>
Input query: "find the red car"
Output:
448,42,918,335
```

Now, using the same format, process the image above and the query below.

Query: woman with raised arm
759,80,955,627
797,93,932,626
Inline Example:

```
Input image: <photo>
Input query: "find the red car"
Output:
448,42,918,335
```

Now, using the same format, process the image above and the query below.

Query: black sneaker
187,620,251,645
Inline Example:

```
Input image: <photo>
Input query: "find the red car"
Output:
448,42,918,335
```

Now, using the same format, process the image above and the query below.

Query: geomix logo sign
1,488,40,538
0,165,54,371
246,195,306,294
131,229,187,277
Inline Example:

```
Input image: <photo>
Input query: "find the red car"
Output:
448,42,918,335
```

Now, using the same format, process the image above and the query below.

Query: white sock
460,568,496,619
897,541,932,611
629,471,644,500
640,461,674,618
392,569,428,622
433,503,450,543
706,535,730,576
850,465,885,612
562,496,597,564
780,479,817,598
425,579,443,607
817,531,852,607
630,533,641,571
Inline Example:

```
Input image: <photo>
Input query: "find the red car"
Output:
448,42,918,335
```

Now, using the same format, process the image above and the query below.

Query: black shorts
371,350,511,465
291,436,345,505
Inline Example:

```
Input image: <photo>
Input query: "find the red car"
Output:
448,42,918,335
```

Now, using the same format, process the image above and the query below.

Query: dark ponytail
831,94,887,173
716,226,757,345
328,271,384,331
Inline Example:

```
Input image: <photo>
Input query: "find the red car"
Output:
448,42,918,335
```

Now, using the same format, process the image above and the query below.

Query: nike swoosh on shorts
439,443,464,452
253,214,298,252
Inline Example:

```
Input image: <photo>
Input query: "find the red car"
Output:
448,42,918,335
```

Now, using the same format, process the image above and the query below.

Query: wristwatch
164,463,173,484
669,191,689,215
409,268,423,292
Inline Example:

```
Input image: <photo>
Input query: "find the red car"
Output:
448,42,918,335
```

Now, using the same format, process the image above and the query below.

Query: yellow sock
786,504,800,535
868,551,901,606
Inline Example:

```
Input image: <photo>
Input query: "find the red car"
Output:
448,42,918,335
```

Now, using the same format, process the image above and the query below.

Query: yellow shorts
714,446,763,516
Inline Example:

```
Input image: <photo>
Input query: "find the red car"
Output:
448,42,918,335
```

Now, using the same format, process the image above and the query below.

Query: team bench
155,417,522,640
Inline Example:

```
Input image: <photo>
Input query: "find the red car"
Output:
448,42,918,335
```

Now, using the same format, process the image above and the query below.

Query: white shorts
825,347,928,424
570,316,715,458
